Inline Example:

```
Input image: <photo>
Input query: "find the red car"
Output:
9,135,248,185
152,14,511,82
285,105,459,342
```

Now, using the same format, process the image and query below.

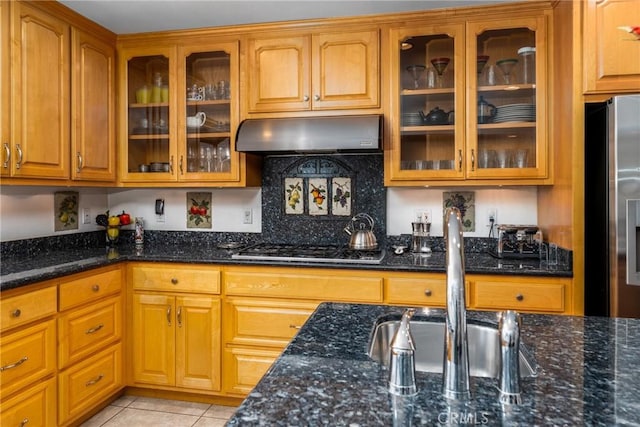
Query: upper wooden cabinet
2,1,116,183
386,11,551,186
583,0,640,94
8,1,70,179
245,29,380,114
118,39,260,186
71,28,116,181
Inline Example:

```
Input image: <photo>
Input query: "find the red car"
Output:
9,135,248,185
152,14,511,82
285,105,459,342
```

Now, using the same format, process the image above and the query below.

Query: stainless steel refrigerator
585,95,640,318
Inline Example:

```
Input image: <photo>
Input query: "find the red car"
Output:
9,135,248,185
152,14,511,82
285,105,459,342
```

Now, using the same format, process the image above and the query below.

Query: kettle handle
353,213,375,231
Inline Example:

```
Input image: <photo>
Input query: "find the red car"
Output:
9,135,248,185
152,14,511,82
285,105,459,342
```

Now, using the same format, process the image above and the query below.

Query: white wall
0,186,109,241
1,185,537,241
386,187,538,237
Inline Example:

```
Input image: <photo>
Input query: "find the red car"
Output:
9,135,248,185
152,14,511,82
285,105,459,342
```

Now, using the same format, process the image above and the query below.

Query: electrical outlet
487,208,497,225
243,209,253,224
82,208,91,225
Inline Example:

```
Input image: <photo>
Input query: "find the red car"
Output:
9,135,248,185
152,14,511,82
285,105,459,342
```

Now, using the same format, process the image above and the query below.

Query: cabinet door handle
177,306,182,328
179,155,184,175
15,144,23,170
76,151,83,172
171,277,178,285
85,373,104,387
303,95,309,102
167,305,172,326
289,324,301,330
170,155,174,174
92,284,100,292
314,94,320,101
424,289,432,297
2,142,9,169
86,323,104,334
516,294,524,301
458,149,463,171
11,308,21,318
1,356,28,371
20,418,29,427
470,149,475,171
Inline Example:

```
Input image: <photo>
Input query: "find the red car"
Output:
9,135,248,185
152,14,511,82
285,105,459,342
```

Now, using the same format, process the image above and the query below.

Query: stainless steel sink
368,319,538,378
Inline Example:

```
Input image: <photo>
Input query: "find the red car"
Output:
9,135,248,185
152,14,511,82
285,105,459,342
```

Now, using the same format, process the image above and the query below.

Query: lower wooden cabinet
0,377,57,427
468,276,567,313
385,274,448,307
58,343,122,425
223,347,282,396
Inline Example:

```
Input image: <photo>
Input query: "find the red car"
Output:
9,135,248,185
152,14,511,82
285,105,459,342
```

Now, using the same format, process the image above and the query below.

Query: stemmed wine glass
477,55,490,77
430,57,451,88
406,65,426,89
496,58,518,84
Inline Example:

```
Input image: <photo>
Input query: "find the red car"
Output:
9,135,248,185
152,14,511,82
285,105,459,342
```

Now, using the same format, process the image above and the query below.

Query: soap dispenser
388,308,417,395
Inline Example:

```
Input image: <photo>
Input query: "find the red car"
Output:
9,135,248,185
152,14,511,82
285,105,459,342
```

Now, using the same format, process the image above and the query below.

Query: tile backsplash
261,154,386,245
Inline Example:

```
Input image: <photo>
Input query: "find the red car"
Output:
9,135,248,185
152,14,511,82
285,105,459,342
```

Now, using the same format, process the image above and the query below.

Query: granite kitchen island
226,303,639,426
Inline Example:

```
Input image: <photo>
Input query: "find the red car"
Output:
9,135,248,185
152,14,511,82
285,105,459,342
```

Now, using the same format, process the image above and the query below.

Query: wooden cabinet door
247,35,311,113
584,0,640,93
175,296,221,391
0,377,56,427
312,30,380,110
132,293,175,386
1,1,9,177
71,28,116,181
11,2,69,178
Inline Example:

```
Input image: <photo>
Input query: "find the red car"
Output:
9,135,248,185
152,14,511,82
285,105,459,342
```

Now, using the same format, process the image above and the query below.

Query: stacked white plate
493,103,535,123
402,112,423,126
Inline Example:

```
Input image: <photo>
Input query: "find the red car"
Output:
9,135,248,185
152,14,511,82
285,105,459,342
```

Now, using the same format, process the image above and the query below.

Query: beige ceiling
58,0,511,34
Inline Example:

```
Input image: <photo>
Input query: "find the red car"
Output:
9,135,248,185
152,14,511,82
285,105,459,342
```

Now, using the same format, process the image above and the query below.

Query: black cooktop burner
231,243,385,264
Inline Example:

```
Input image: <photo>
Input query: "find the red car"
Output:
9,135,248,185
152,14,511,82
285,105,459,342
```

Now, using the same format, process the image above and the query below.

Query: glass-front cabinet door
466,16,548,179
388,24,465,182
178,42,240,182
120,46,176,182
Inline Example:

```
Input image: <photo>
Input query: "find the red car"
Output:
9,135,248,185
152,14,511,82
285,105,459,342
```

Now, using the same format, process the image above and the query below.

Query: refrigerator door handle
627,199,640,285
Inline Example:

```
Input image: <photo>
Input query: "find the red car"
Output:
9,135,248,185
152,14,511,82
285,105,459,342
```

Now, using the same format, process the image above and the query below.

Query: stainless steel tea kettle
344,213,378,250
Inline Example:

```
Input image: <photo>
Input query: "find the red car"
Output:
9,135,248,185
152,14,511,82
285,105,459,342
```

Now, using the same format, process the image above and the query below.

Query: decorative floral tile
332,177,352,216
54,191,79,231
443,191,475,232
284,178,303,214
308,178,328,216
187,192,212,228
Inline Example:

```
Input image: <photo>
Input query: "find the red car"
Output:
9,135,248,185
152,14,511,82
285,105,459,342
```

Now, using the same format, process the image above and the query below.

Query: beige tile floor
80,395,237,427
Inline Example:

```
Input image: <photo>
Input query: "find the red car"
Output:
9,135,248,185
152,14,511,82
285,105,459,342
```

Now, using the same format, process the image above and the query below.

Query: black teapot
419,107,454,125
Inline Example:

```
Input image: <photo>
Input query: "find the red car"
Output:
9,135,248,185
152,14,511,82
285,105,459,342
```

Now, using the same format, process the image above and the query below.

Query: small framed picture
308,178,328,216
284,178,303,214
54,191,79,231
331,178,352,216
187,192,212,228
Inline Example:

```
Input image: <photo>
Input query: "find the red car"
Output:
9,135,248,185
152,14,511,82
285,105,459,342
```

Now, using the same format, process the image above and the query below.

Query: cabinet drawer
225,270,382,302
223,347,282,396
471,280,565,312
225,298,318,347
58,343,123,426
385,277,447,307
131,264,221,294
58,295,122,369
1,319,56,398
59,267,122,311
0,377,56,427
1,286,57,332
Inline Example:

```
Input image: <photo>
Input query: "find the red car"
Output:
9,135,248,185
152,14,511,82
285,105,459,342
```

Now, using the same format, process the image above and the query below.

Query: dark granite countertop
0,242,571,292
226,302,639,426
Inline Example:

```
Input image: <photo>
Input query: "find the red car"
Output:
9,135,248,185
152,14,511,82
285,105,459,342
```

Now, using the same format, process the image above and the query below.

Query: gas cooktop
231,243,385,265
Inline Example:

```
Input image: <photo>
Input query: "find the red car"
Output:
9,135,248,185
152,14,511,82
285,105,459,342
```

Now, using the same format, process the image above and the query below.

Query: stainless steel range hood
235,115,382,153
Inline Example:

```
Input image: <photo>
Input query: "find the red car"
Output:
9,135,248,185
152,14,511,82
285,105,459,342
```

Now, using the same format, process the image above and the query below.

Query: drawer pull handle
92,284,100,292
516,294,524,301
289,324,301,330
85,373,104,387
177,306,182,328
11,308,21,318
1,356,28,371
20,418,29,427
424,289,432,297
86,323,104,334
167,305,172,326
171,278,178,285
